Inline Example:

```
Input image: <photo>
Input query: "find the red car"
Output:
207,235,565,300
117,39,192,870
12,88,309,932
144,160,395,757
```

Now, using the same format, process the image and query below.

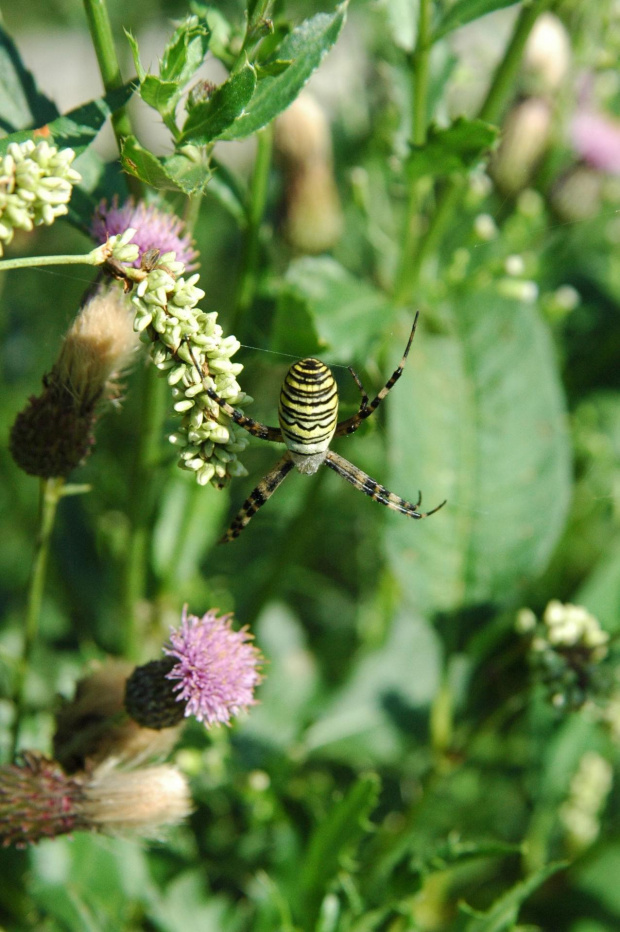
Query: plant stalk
10,477,65,760
395,0,553,303
82,0,134,151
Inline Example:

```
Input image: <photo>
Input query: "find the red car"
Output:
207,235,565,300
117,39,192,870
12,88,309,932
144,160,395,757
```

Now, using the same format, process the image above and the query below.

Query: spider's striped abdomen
278,358,338,471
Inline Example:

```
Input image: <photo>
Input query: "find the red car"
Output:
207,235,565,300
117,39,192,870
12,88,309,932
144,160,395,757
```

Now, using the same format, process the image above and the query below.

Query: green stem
0,252,101,272
395,0,553,304
121,363,168,661
393,0,433,304
233,125,274,333
10,477,65,760
82,0,134,151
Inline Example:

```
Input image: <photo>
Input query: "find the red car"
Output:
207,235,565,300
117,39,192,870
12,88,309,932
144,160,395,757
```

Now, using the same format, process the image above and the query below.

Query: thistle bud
523,13,571,95
10,285,138,478
491,97,552,196
275,92,343,253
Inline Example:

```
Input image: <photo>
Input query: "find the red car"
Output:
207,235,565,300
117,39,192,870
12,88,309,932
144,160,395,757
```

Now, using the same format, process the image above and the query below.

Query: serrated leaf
0,83,135,157
140,75,180,116
407,118,498,181
180,62,257,144
125,29,146,81
121,135,178,189
221,3,348,141
298,774,380,927
159,15,210,83
162,150,212,195
386,294,571,615
432,0,520,43
279,256,398,364
0,23,58,132
462,862,566,932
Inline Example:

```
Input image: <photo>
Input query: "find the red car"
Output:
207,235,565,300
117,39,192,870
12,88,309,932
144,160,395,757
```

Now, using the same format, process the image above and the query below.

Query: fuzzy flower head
91,197,198,270
165,607,263,727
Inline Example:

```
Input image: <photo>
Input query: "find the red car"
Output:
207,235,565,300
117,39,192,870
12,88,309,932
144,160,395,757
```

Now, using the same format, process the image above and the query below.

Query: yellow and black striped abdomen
278,358,338,456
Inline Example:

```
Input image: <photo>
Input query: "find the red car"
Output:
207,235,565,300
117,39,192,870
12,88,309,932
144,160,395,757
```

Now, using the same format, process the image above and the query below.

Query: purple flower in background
570,110,620,175
165,608,263,727
91,197,199,269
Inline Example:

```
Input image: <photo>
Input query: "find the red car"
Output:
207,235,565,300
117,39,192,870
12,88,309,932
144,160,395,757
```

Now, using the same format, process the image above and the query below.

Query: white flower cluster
516,600,610,709
125,237,249,487
0,140,81,255
560,751,613,852
537,600,609,661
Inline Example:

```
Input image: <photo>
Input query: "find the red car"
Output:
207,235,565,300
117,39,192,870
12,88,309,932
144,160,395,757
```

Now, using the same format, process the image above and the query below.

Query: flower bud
10,285,138,478
275,92,343,253
523,13,571,95
492,98,552,195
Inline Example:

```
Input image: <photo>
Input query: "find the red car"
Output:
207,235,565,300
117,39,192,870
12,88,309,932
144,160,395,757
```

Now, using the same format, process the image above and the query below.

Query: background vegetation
1,0,620,928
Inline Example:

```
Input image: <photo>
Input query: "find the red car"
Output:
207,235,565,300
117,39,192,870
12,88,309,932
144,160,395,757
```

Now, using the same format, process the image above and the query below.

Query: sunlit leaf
180,62,257,144
221,3,348,140
386,295,571,614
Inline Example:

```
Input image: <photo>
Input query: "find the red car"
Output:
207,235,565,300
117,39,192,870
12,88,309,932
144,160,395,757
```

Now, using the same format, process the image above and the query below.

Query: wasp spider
190,313,446,542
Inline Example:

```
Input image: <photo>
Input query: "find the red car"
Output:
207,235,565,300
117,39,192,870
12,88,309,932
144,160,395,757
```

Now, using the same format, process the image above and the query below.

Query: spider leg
185,341,283,442
324,449,446,519
335,312,419,437
220,452,295,543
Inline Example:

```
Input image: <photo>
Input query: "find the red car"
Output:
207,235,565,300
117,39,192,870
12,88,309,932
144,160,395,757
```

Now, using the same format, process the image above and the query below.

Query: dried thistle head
10,284,138,478
80,761,192,839
0,752,192,846
54,661,182,773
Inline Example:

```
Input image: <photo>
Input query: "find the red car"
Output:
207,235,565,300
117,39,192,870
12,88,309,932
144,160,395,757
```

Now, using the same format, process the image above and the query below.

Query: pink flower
165,608,262,727
91,197,199,269
570,110,620,175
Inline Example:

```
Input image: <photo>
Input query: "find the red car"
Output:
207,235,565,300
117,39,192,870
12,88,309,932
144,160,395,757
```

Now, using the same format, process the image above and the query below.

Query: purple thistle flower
91,197,199,270
164,608,262,727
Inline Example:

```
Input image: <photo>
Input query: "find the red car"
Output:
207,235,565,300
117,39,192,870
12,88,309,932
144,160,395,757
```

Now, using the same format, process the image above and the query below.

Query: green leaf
180,62,257,144
407,118,499,182
125,29,146,82
120,136,212,194
221,3,348,141
121,135,177,189
272,290,323,359
0,23,58,132
386,294,571,615
159,15,210,84
139,75,180,116
462,862,566,931
278,257,398,364
432,0,520,43
162,149,213,195
0,82,135,157
298,774,380,926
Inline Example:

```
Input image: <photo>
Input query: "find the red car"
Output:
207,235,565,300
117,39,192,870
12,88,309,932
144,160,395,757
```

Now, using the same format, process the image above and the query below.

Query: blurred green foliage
2,0,620,929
